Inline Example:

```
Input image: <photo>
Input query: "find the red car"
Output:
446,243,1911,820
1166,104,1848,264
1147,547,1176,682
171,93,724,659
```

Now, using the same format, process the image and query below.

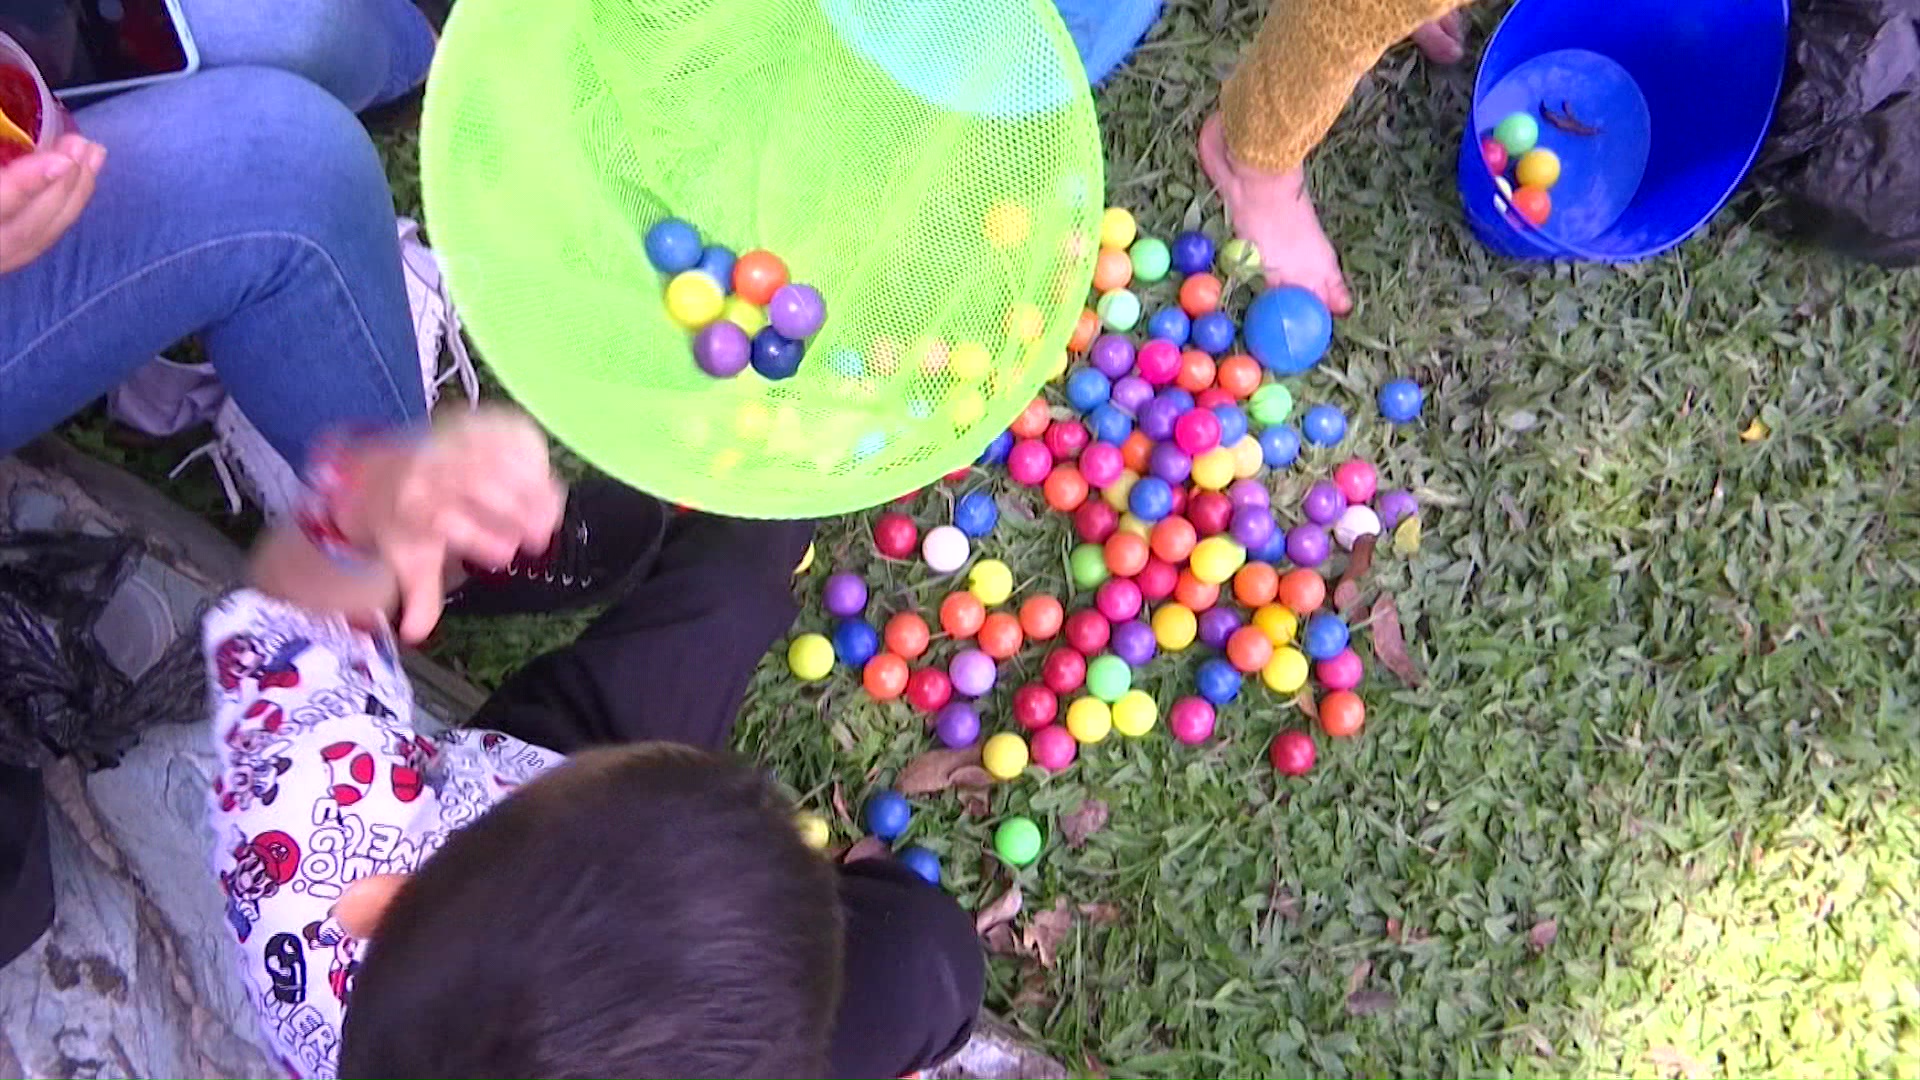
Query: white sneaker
168,218,479,517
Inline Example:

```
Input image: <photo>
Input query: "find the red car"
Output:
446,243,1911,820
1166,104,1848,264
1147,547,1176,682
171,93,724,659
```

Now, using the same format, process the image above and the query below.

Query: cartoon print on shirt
213,632,310,697
221,828,301,941
263,931,308,1006
319,741,377,807
302,917,362,1006
216,704,296,812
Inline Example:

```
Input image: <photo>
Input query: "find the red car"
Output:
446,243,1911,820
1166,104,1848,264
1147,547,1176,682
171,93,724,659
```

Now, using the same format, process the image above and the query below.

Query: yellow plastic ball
1515,148,1562,190
1251,604,1297,646
1099,206,1138,251
1065,696,1112,744
665,270,725,329
1103,471,1138,511
787,633,834,681
1008,304,1045,343
1117,513,1151,539
793,542,816,577
950,342,991,382
982,732,1030,780
724,296,768,336
1191,447,1236,491
1111,690,1158,737
1262,647,1309,694
985,202,1033,249
968,559,1014,606
1189,536,1246,585
949,389,986,429
794,811,831,851
1046,350,1070,381
1230,435,1265,479
1152,603,1198,651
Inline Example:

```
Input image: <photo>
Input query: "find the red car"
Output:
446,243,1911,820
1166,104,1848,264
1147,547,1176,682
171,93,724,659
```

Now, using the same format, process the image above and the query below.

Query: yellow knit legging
1222,0,1472,173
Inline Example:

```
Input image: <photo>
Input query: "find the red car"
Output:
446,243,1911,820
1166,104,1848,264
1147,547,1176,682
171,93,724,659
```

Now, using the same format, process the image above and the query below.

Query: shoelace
475,516,596,588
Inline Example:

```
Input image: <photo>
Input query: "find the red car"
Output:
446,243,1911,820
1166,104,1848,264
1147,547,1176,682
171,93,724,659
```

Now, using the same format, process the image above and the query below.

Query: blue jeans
0,0,436,469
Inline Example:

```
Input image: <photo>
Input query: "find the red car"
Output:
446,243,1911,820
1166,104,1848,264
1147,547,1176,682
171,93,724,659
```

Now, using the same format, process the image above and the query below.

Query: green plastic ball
1128,237,1171,283
994,816,1044,867
1069,543,1110,589
1096,288,1141,332
1493,112,1539,157
1218,237,1262,277
1249,383,1294,426
1085,653,1132,703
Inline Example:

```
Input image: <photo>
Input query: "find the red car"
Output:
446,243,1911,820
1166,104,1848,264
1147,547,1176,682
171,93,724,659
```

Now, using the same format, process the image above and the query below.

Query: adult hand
0,134,104,274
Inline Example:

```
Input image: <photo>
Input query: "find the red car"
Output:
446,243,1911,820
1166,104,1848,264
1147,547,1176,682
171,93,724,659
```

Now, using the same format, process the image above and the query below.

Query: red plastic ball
873,512,919,559
1095,578,1143,622
1166,483,1188,518
1073,500,1119,543
905,667,952,712
939,592,986,638
1041,646,1087,694
732,250,789,306
862,653,910,700
1216,354,1261,398
1030,724,1078,771
1225,626,1274,673
1103,531,1150,578
1168,697,1216,745
1069,308,1100,352
1149,516,1198,563
1012,683,1060,730
1007,439,1053,486
1043,464,1090,511
1480,136,1508,175
978,612,1025,660
1513,185,1552,226
1019,595,1065,640
1010,397,1051,438
1136,557,1179,602
1173,409,1222,456
1044,419,1090,461
1176,349,1216,393
1194,388,1234,411
1270,729,1316,775
1333,459,1378,503
884,612,931,659
1063,609,1110,655
1179,273,1222,317
1174,570,1219,611
1320,690,1366,737
1276,569,1326,616
1316,648,1365,691
1135,340,1181,385
1187,491,1234,536
1119,433,1153,474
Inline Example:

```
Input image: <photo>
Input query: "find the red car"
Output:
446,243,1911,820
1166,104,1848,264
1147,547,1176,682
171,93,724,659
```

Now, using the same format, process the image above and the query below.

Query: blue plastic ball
1379,378,1424,424
1196,658,1242,705
978,430,1014,465
1160,388,1196,413
1189,312,1237,356
865,791,912,841
1251,528,1289,564
896,845,942,886
1259,425,1302,467
644,218,702,273
1066,368,1112,412
1302,614,1351,661
1244,286,1333,375
1170,231,1216,276
954,491,999,537
1146,307,1191,345
695,245,736,292
750,328,805,380
1300,405,1347,447
1088,403,1133,444
1128,476,1175,521
833,619,881,667
1211,405,1248,448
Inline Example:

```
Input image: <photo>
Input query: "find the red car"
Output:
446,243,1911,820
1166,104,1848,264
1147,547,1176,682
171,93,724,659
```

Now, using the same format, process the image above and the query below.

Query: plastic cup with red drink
0,32,76,167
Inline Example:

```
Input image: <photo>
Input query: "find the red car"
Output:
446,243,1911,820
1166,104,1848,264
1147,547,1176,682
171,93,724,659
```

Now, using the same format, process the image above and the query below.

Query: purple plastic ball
1149,441,1193,484
767,283,826,339
1111,375,1154,415
1138,397,1183,441
949,648,997,698
1227,478,1269,511
1089,334,1136,379
693,321,752,378
1110,619,1157,666
1198,607,1241,650
1229,507,1276,549
1285,524,1330,567
1302,481,1348,525
934,702,981,748
822,571,867,617
1377,489,1419,529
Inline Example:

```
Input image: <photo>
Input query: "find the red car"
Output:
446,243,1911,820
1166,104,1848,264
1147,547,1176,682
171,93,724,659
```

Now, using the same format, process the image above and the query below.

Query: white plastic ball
922,525,971,573
1333,505,1383,550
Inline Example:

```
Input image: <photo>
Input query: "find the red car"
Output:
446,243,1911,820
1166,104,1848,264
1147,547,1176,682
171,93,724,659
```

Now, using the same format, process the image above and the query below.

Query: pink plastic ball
1095,578,1143,622
1136,340,1182,385
1315,648,1365,691
1187,492,1233,536
1334,460,1378,504
1031,724,1079,771
1044,419,1090,461
1007,439,1053,485
1136,556,1179,602
1074,500,1119,543
1168,697,1216,745
1080,442,1125,488
1173,409,1223,456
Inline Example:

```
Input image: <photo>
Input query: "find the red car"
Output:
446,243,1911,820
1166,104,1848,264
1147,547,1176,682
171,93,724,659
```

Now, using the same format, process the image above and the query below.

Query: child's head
335,745,844,1078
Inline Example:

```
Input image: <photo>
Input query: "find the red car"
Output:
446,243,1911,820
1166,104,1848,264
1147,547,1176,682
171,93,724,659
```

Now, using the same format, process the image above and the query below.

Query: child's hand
338,407,565,641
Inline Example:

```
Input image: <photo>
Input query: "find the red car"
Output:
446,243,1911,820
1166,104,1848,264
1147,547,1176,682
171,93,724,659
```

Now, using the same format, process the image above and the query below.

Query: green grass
76,1,1920,1075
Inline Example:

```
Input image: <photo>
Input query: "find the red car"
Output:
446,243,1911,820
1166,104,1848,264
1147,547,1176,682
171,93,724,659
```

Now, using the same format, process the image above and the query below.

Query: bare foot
1198,113,1353,317
1409,11,1467,65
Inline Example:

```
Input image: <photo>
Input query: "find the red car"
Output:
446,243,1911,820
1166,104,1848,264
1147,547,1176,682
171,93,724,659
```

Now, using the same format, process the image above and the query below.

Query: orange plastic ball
1179,273,1222,317
862,653,910,700
1069,309,1100,353
1232,562,1280,608
1174,569,1219,611
1276,569,1326,615
1149,516,1198,563
1216,354,1261,398
883,612,931,659
732,250,790,306
1176,349,1217,393
1010,397,1051,438
1104,531,1150,578
977,612,1025,660
1513,185,1552,226
1044,465,1090,511
1110,434,1145,476
940,592,987,638
1019,595,1065,640
1226,625,1275,673
1092,249,1133,292
1319,690,1365,737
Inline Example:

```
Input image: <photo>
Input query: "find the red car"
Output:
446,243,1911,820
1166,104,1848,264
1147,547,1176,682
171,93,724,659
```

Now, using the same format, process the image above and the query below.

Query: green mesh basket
421,0,1102,518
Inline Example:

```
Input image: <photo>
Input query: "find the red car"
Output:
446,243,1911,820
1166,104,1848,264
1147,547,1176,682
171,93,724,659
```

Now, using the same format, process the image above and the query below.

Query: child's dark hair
338,745,844,1078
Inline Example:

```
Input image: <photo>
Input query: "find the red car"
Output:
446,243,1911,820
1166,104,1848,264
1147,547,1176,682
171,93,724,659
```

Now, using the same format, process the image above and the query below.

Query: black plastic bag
1757,0,1920,266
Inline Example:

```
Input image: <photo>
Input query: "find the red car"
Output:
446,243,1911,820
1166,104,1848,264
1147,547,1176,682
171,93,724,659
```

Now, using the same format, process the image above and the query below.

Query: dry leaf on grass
1346,960,1373,996
1334,536,1375,612
1370,593,1426,687
897,747,985,795
1009,970,1055,1011
975,884,1024,934
959,789,991,818
831,782,851,827
1345,989,1397,1016
1528,918,1559,952
1061,799,1109,847
982,923,1019,956
1332,578,1361,614
1022,898,1076,969
841,836,890,864
1296,690,1319,723
1076,902,1122,925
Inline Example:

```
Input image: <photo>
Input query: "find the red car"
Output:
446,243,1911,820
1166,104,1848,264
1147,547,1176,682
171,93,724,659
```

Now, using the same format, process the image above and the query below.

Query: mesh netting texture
422,0,1104,518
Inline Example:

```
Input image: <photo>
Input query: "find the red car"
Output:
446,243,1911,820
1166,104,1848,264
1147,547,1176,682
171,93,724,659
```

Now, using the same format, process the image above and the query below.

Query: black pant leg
0,763,52,968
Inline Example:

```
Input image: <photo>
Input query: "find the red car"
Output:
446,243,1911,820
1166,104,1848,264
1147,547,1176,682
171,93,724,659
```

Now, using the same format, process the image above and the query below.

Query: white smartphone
0,0,199,102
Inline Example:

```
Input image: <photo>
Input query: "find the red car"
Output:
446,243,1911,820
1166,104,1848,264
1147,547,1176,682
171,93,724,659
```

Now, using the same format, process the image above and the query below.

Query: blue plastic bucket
1457,0,1789,261
1055,0,1162,83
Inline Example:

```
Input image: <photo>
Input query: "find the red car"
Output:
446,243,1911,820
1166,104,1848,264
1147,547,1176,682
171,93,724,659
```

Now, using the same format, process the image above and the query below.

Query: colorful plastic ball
1064,608,1111,655
1137,557,1179,602
1270,729,1316,776
1229,507,1276,550
725,297,769,336
1334,504,1383,550
1301,613,1350,661
1480,135,1509,175
832,619,881,667
1258,425,1302,468
1197,607,1241,650
786,633,834,681
1187,492,1234,536
1513,185,1552,225
814,574,863,619
1209,355,1256,401
865,791,912,840
967,559,1014,607
1124,475,1173,522
1092,248,1133,292
1089,334,1135,379
1176,349,1216,393
1135,340,1181,386
873,513,918,559
1141,444,1187,487
1044,465,1090,511
977,612,1024,660
952,492,998,539
1244,286,1332,376
1493,111,1539,156
978,430,1015,466
1143,518,1193,565
1085,654,1132,703
1285,524,1330,568
1190,312,1236,355
1214,236,1259,276
1252,603,1298,646
1044,420,1090,462
1150,603,1196,651
1179,273,1223,317
1210,405,1249,449
906,666,953,712
1110,375,1154,414
1302,481,1348,525
1129,236,1172,282
1099,206,1137,250
1065,696,1113,744
994,816,1046,866
1168,697,1216,745
732,250,789,305
1007,439,1053,486
1251,528,1289,564
1030,725,1078,771
1147,307,1191,345
1170,230,1216,276
1516,147,1562,190
1110,689,1158,737
1262,647,1309,693
1226,479,1269,512
1174,570,1220,612
1376,489,1419,529
1316,649,1364,692
1334,460,1378,504
644,218,703,273
693,321,752,377
1097,289,1142,332
1226,626,1274,674
794,810,832,850
934,702,982,748
1079,442,1126,489
896,845,942,886
1069,544,1110,590
1186,448,1230,491
1320,690,1366,737
666,270,726,329
1377,379,1423,424
1095,578,1144,623
1109,619,1157,666
1195,658,1242,705
1114,443,1151,484
1103,531,1151,578
1277,569,1326,615
1249,384,1294,426
1073,501,1119,545
1300,405,1347,447
1189,535,1247,585
884,612,932,660
921,525,970,573
1013,683,1060,730
767,283,826,339
1066,368,1112,412
1042,646,1087,694
1173,409,1222,456
749,327,805,379
1233,562,1280,608
1088,405,1132,449
982,731,1030,779
948,649,997,698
